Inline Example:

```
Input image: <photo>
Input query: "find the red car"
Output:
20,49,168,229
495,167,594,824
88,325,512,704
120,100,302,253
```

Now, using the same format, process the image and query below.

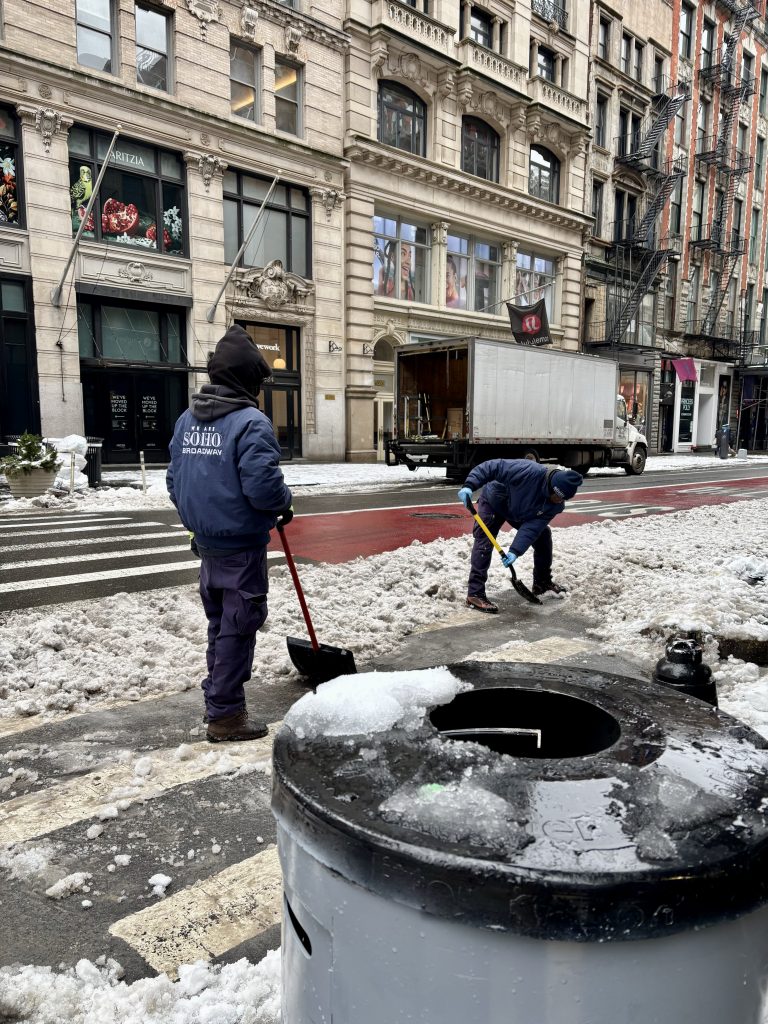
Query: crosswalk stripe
0,692,172,740
109,846,283,978
0,530,184,553
0,543,189,571
0,516,131,531
0,560,202,593
0,728,279,843
0,521,164,539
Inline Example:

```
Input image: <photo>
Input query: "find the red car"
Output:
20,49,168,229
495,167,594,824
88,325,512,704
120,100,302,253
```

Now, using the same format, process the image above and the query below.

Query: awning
672,358,698,382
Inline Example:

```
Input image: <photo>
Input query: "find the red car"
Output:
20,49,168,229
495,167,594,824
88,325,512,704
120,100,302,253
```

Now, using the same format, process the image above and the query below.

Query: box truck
385,337,648,480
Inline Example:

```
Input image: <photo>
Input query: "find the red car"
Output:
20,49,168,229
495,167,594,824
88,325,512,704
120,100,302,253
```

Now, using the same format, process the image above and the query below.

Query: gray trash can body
84,438,103,487
273,663,768,1024
716,424,731,459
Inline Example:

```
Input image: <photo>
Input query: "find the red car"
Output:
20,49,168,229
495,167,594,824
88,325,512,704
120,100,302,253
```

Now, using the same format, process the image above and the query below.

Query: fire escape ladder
703,252,741,335
721,4,759,78
635,160,686,245
636,86,690,160
607,250,670,347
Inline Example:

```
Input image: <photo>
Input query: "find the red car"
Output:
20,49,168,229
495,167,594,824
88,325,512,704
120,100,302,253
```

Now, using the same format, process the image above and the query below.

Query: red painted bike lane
271,476,768,564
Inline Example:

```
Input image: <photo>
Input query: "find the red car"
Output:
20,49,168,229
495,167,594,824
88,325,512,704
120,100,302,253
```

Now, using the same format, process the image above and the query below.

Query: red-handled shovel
276,523,358,686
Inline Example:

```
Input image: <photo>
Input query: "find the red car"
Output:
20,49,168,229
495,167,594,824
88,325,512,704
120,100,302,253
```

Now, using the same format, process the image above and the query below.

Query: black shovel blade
509,568,542,605
286,636,358,685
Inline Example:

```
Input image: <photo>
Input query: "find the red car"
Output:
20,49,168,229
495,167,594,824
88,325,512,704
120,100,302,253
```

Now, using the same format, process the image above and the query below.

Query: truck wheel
624,447,647,475
523,450,540,462
572,462,593,475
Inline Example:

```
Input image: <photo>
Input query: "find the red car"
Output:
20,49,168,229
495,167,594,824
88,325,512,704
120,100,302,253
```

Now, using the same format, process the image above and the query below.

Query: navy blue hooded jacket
167,386,291,551
464,459,565,557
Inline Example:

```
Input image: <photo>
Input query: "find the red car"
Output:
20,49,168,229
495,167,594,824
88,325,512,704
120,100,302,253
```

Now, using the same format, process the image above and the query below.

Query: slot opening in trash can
430,687,621,758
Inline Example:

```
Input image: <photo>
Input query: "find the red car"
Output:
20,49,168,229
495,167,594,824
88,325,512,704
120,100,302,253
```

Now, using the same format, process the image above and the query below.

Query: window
733,197,743,241
76,0,114,73
750,208,760,264
686,266,699,328
679,3,693,60
135,5,170,91
674,102,687,146
78,302,185,364
618,108,639,156
529,146,560,203
737,122,748,158
68,128,185,255
275,60,301,136
691,181,704,237
592,180,604,236
378,82,426,156
223,170,310,277
614,189,637,242
373,215,430,303
654,54,665,93
230,43,260,122
756,136,765,189
595,94,608,148
469,7,492,47
598,17,610,60
664,261,677,329
697,98,710,149
0,106,20,227
701,19,715,70
621,33,631,76
670,177,683,233
515,250,555,320
445,233,500,311
760,69,768,116
461,117,499,182
743,52,754,90
0,278,38,442
634,42,644,83
537,47,556,82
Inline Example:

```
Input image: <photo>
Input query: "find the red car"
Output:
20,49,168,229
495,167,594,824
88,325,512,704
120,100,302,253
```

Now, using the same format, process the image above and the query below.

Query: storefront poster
678,382,695,444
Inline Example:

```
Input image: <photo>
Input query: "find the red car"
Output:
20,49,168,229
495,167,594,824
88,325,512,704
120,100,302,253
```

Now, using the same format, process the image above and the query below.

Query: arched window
378,82,426,156
529,145,560,204
461,117,500,182
373,338,395,361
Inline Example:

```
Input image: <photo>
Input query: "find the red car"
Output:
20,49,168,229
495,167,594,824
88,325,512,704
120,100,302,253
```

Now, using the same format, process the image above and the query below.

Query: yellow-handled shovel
466,498,541,606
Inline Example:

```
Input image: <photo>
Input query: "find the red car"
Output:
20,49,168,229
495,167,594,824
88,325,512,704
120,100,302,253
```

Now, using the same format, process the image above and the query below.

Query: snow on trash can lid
272,662,768,942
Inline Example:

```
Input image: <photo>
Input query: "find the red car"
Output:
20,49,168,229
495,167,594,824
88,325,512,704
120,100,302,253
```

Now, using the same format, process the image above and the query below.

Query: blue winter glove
458,487,473,508
501,551,517,568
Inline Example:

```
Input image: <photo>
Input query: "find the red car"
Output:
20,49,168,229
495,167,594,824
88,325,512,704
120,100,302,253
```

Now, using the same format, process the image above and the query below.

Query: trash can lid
272,662,768,942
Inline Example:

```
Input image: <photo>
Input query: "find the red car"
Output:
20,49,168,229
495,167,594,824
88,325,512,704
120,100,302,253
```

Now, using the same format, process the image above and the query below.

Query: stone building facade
342,0,592,460
0,0,349,463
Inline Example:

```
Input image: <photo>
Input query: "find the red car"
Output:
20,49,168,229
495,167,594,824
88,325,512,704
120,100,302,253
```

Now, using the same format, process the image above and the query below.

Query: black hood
190,384,258,422
207,325,272,401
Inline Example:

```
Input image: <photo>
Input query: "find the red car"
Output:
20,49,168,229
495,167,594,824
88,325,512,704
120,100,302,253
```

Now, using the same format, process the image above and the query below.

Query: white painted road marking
0,544,190,571
466,636,594,663
109,846,283,978
0,560,202,594
0,530,184,553
0,521,165,538
0,516,131,531
0,729,278,844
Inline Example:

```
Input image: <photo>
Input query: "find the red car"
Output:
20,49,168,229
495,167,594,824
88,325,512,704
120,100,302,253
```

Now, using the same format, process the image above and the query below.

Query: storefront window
1,276,38,440
678,381,695,444
77,301,186,364
373,215,430,302
446,234,500,311
69,129,186,255
0,106,21,227
619,370,650,434
223,171,309,277
515,250,555,319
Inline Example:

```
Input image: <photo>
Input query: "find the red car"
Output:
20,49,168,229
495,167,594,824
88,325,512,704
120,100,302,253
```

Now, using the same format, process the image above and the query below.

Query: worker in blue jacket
458,460,583,613
167,325,292,742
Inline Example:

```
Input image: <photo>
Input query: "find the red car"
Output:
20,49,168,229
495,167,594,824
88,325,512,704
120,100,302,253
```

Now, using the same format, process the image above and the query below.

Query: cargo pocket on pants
234,592,268,635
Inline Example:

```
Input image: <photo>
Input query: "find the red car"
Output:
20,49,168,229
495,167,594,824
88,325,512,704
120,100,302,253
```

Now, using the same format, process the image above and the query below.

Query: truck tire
523,450,540,462
572,462,593,476
624,446,647,476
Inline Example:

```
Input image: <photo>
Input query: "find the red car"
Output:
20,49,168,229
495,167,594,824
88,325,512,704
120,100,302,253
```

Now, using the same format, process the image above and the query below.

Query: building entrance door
82,369,187,462
261,385,300,459
374,396,393,461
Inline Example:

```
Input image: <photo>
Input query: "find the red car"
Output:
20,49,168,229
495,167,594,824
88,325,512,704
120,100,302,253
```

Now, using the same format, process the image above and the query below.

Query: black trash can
716,423,731,459
273,662,768,1024
84,437,103,487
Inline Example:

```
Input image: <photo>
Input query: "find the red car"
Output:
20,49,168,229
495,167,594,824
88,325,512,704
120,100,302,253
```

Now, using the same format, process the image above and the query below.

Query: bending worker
458,459,584,613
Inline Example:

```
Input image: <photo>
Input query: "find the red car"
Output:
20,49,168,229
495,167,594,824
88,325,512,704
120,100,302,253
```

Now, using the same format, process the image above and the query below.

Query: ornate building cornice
236,0,350,52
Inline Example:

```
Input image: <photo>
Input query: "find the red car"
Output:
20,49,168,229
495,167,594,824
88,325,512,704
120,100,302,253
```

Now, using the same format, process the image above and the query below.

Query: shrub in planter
0,432,61,499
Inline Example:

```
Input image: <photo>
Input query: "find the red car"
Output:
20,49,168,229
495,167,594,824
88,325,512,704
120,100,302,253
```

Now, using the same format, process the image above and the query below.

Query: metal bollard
139,451,147,494
69,452,76,495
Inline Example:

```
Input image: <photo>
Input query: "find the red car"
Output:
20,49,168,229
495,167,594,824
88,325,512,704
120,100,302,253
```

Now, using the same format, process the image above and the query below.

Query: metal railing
585,319,659,349
688,225,745,254
531,0,568,30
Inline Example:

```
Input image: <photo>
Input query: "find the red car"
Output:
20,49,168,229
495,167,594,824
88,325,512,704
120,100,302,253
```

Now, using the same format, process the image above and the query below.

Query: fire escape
688,0,758,358
588,78,690,349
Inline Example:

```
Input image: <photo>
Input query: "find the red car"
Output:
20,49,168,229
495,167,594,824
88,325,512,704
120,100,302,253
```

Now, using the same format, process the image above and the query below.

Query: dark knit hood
190,384,257,422
207,325,272,402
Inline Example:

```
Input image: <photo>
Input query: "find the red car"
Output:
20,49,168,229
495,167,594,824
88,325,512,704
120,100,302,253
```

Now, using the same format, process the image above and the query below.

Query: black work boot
206,710,268,743
532,579,567,597
466,595,499,614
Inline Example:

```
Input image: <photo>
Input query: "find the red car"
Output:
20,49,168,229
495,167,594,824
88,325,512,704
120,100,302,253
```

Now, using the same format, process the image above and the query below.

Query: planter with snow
1,433,60,499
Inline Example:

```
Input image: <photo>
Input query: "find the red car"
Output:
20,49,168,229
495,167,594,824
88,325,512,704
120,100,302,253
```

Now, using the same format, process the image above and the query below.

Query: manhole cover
410,512,464,520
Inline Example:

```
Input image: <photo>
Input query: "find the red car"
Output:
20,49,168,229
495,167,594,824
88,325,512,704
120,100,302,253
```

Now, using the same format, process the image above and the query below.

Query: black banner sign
506,299,552,346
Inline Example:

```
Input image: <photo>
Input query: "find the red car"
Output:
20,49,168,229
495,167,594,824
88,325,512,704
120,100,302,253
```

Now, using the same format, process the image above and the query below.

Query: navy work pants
199,548,268,721
467,492,552,598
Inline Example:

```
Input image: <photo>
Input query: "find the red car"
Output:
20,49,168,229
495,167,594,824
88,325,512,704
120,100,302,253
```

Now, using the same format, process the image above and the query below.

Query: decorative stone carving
200,131,210,146
502,240,519,262
310,187,344,221
431,221,448,245
398,52,424,85
324,170,333,183
185,0,220,39
437,69,455,104
371,38,389,78
118,261,154,285
38,85,52,99
285,24,302,53
186,152,227,191
239,259,314,309
15,106,72,153
241,5,259,40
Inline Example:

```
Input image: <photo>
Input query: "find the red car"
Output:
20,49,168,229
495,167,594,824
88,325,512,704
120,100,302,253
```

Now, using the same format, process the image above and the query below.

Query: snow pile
45,872,92,900
0,950,281,1024
49,435,90,494
148,873,172,897
284,667,469,739
0,843,54,882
